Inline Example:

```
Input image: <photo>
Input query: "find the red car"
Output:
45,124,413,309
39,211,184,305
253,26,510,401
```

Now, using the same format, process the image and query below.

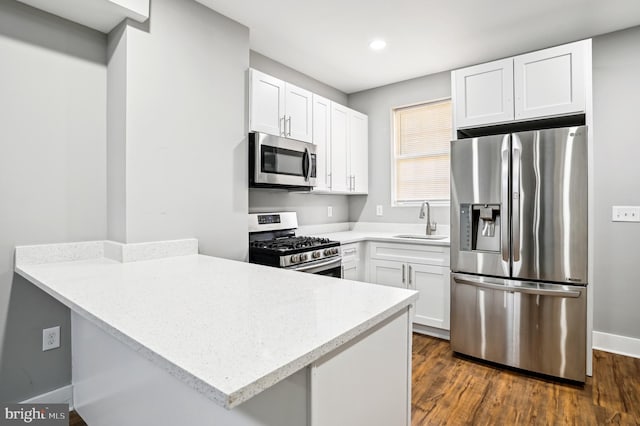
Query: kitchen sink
393,234,448,240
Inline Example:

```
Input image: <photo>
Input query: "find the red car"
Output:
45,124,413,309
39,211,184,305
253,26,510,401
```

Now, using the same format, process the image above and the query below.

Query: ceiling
196,0,640,94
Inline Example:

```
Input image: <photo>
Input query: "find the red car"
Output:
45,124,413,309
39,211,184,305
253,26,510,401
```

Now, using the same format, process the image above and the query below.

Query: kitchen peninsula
15,239,417,426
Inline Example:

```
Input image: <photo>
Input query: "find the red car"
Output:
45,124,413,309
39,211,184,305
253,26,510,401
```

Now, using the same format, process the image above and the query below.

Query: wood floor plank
411,334,640,426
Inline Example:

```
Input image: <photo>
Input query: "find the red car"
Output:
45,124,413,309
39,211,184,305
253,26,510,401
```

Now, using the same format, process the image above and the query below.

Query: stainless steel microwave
249,132,317,190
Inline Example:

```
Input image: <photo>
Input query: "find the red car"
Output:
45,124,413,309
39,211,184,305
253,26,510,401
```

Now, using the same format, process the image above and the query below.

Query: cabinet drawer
369,242,449,266
341,243,360,262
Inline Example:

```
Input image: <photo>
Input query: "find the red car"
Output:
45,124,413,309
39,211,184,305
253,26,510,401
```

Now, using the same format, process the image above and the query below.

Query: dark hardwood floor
411,334,640,425
69,410,86,426
70,333,640,425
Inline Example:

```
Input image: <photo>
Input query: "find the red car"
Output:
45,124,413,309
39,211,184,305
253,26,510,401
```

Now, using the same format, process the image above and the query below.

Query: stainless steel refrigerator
450,125,588,382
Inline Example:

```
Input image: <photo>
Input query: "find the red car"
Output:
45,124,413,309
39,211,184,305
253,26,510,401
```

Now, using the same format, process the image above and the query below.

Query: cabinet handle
352,175,356,191
328,173,332,189
287,116,292,136
402,264,406,284
408,265,412,286
280,116,286,136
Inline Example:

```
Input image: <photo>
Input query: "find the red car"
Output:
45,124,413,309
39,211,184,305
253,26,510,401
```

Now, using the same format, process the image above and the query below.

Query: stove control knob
312,251,321,259
332,248,339,255
323,249,332,256
300,253,309,261
290,254,300,263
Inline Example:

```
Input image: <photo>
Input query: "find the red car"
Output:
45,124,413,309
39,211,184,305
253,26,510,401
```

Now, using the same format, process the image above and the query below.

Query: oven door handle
289,257,341,273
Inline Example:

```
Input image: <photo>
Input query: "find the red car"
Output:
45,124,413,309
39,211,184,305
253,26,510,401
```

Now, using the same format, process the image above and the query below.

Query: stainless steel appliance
450,126,588,382
248,212,341,277
249,132,317,190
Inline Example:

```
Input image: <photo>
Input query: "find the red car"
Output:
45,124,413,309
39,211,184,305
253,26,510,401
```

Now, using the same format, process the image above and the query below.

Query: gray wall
250,51,347,105
347,72,451,228
248,51,350,225
592,26,640,339
249,190,350,225
108,0,250,261
0,1,107,401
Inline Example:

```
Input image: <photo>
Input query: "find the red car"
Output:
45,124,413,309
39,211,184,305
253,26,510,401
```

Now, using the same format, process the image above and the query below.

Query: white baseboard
593,331,640,359
20,384,73,410
413,323,450,340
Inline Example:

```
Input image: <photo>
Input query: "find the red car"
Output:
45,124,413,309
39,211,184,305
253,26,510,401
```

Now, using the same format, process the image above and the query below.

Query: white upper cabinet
312,94,332,192
327,103,369,194
330,102,350,192
348,110,368,194
249,69,312,142
514,41,586,120
284,84,313,142
250,70,285,137
249,69,369,194
453,58,514,128
452,39,590,129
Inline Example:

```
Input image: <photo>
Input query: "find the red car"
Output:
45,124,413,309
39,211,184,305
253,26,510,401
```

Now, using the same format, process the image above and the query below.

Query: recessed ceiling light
369,39,386,51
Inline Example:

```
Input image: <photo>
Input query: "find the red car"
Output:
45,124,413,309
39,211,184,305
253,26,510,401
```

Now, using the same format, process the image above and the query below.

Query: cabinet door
342,243,364,281
453,58,514,128
514,40,586,120
284,83,313,142
342,261,359,281
312,95,331,191
408,263,449,330
330,102,349,192
249,69,285,136
369,260,406,289
348,109,368,193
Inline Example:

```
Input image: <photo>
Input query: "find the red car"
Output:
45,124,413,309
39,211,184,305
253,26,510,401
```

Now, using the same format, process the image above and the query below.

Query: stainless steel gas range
248,212,342,278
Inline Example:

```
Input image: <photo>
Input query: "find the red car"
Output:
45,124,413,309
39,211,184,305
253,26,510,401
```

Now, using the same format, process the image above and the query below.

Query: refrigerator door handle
512,136,522,264
501,136,510,265
453,275,582,298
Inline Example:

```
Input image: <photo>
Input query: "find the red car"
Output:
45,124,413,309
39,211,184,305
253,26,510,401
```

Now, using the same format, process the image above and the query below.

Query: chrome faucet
419,201,437,235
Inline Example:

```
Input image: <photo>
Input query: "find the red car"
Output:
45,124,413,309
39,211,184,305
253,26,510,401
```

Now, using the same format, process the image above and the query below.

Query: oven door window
261,146,305,177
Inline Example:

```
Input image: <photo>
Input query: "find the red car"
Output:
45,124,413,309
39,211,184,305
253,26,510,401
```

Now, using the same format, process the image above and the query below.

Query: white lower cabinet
369,259,406,289
408,263,449,330
368,242,450,333
341,242,365,281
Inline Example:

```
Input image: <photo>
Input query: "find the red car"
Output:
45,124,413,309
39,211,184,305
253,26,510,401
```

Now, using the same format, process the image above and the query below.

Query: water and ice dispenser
459,203,501,252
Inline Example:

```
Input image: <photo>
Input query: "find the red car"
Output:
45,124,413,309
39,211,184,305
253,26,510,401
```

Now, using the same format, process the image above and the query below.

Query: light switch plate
376,205,383,216
612,206,640,222
327,206,333,217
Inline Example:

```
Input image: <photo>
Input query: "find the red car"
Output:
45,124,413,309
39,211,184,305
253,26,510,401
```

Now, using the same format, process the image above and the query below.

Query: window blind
393,99,452,202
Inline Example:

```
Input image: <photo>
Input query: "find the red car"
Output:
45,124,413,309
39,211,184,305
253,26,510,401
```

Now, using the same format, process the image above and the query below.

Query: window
392,99,452,205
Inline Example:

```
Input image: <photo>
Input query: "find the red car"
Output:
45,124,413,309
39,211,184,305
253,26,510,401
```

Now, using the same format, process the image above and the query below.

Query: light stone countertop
310,230,451,246
14,240,418,409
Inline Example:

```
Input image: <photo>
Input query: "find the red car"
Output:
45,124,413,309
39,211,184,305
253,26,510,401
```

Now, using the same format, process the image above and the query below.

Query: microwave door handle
303,147,311,181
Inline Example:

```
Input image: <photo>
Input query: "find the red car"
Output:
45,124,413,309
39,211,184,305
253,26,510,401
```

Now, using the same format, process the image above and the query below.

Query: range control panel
258,214,281,225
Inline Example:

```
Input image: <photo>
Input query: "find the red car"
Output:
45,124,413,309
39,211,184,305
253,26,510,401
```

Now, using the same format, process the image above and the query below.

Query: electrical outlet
42,326,60,351
376,205,383,216
327,206,333,217
612,206,640,222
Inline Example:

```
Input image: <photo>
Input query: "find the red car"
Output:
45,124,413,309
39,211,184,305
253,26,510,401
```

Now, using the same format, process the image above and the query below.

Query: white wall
108,0,250,261
347,71,451,228
0,0,107,401
592,25,640,339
